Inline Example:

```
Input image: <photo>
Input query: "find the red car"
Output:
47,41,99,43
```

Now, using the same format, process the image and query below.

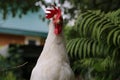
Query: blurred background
0,0,120,80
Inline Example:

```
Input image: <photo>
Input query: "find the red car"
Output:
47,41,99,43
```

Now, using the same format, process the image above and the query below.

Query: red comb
46,5,61,19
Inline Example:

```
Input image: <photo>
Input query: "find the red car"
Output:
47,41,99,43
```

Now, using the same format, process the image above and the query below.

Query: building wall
25,36,45,46
0,33,25,46
0,33,46,46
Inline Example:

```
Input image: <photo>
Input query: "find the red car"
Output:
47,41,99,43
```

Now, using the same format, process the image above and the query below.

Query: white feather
30,21,75,80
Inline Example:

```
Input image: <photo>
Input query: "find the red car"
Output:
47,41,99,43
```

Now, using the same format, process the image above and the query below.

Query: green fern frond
74,9,120,46
66,9,120,80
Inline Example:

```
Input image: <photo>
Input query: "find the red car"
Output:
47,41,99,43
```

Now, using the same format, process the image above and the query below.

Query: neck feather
44,21,65,50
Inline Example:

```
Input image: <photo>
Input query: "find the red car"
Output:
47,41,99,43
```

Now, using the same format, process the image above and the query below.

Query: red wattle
54,26,62,35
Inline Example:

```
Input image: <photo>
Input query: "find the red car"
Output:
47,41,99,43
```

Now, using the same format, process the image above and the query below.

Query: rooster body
30,6,75,80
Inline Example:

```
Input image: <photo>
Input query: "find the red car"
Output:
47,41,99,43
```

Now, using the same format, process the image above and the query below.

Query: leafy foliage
0,0,120,23
66,9,120,80
0,45,24,80
0,0,41,19
0,55,17,80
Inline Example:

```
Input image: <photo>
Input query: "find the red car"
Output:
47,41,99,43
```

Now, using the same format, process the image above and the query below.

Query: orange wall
0,33,25,46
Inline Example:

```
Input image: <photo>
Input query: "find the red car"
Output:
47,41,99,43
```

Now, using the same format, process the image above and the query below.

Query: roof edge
0,27,48,38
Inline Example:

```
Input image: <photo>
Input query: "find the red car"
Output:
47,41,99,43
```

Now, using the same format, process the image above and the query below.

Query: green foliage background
0,0,120,23
0,45,24,80
65,9,120,80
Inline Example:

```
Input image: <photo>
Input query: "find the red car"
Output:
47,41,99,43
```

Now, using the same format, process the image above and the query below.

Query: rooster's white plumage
30,5,75,80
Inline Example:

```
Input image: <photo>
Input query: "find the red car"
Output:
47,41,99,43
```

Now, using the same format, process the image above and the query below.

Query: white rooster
30,5,75,80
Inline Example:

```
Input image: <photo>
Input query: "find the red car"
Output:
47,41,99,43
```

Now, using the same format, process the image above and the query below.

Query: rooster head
46,5,63,35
